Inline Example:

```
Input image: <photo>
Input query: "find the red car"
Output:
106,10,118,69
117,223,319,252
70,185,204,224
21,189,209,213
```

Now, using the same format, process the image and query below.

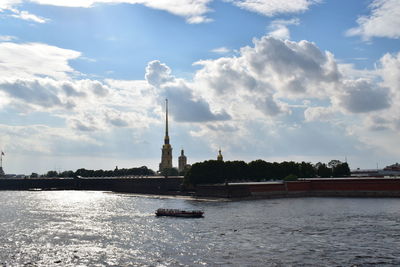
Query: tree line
33,166,155,178
184,159,350,185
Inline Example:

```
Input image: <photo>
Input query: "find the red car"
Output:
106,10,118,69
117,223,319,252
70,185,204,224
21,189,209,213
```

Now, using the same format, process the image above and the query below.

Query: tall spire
159,99,173,172
164,99,169,145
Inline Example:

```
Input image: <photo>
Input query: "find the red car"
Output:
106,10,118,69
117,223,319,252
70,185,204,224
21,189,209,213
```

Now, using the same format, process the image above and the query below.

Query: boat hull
155,209,204,218
156,213,203,218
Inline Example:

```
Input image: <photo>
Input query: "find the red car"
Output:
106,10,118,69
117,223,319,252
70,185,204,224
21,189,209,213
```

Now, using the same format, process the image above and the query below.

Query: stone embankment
0,177,183,194
2,177,400,199
195,178,400,198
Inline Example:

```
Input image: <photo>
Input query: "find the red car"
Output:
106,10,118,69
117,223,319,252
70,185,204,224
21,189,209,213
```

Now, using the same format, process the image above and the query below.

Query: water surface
0,191,399,266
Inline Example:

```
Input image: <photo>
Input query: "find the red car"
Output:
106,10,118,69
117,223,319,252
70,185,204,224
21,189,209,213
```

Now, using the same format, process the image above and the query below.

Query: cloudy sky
1,0,399,174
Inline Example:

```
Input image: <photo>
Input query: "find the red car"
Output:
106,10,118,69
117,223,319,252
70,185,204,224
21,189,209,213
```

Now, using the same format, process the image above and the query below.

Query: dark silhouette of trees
184,159,319,185
46,170,58,177
161,167,179,178
299,161,316,178
283,174,298,181
248,160,274,181
58,170,75,178
224,161,248,181
317,160,350,178
328,160,342,169
185,160,225,185
316,162,332,178
332,162,350,177
43,166,155,178
184,158,352,185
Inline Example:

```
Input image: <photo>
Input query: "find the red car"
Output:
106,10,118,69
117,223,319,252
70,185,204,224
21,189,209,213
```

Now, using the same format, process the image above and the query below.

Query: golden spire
164,99,169,145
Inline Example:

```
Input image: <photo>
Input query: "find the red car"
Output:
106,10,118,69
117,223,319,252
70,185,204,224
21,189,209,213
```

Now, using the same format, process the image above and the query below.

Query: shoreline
6,188,400,202
2,177,400,200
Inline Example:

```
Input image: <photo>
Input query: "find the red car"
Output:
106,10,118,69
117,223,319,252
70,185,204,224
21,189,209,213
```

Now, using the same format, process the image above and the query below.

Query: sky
0,0,399,174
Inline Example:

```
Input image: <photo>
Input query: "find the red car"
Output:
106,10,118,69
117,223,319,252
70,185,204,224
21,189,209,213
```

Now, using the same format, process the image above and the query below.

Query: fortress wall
0,177,183,194
196,184,251,197
307,179,400,191
0,178,78,190
197,179,400,198
285,181,312,191
247,183,286,192
3,177,400,198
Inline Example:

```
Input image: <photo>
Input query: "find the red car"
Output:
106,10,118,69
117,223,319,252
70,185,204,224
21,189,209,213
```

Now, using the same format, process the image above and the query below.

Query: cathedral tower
178,149,187,172
0,151,4,177
217,149,223,161
159,99,173,172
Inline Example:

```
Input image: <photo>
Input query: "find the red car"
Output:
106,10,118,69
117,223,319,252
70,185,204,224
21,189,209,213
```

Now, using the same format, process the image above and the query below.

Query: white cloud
0,78,67,110
2,0,213,24
0,0,22,10
0,35,17,41
145,60,174,87
1,0,321,25
229,0,320,17
194,36,341,121
66,107,138,132
0,124,98,155
347,0,400,40
337,63,378,80
0,42,81,79
379,51,400,96
267,18,299,40
1,26,399,172
333,79,391,113
145,60,231,122
304,106,336,122
10,9,48,23
210,47,231,54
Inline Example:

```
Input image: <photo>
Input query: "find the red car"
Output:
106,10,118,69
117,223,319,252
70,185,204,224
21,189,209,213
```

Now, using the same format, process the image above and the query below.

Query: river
0,191,399,266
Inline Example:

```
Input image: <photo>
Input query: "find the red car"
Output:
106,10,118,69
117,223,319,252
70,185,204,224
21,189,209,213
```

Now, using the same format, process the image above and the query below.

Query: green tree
59,170,74,178
279,161,299,179
299,162,316,178
316,162,332,178
328,160,342,169
332,162,350,177
184,160,225,185
248,160,274,181
46,170,58,178
283,174,298,181
161,167,179,178
225,161,248,182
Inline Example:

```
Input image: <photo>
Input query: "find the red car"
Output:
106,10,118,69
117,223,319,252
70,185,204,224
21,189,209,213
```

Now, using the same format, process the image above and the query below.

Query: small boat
155,208,204,218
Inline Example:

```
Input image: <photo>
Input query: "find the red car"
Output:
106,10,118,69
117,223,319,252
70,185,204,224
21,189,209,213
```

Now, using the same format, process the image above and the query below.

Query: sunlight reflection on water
1,191,400,266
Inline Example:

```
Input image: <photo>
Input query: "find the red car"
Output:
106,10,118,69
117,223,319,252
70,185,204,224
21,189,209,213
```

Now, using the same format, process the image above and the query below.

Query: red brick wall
308,179,400,191
247,183,286,192
246,179,400,193
286,181,312,191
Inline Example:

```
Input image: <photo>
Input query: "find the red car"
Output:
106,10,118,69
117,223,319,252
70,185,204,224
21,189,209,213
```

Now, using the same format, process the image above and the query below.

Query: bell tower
159,99,173,172
217,149,223,161
178,149,187,172
0,151,4,177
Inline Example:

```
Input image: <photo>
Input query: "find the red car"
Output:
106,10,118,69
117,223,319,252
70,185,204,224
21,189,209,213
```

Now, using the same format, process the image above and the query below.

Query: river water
0,191,400,266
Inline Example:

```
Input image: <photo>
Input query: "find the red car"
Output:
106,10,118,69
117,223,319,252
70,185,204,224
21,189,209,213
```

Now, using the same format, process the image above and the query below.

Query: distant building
217,149,223,161
178,149,187,172
351,162,400,177
159,99,173,172
384,163,400,171
0,151,4,177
